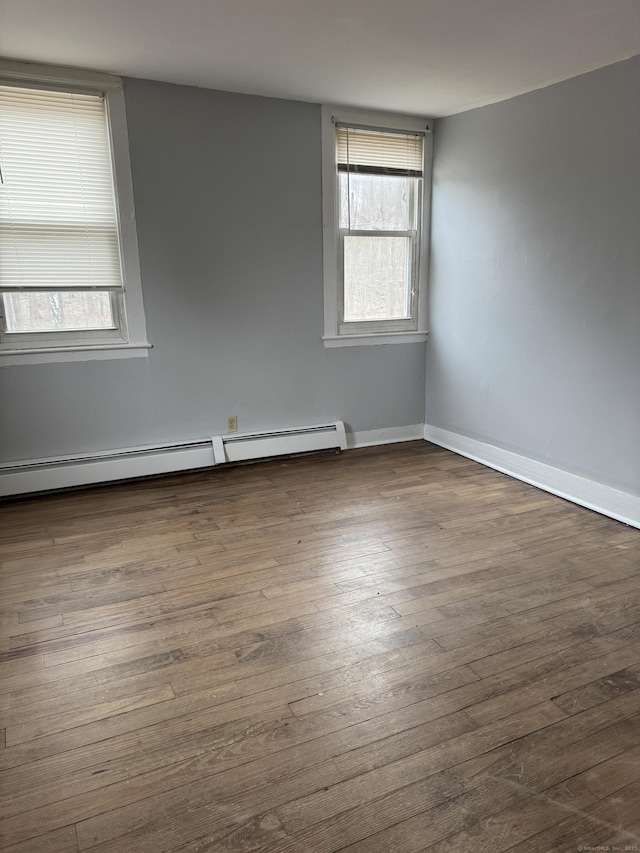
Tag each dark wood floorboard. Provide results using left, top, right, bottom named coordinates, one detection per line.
left=1, top=441, right=639, bottom=852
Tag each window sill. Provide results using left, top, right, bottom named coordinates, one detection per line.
left=323, top=331, right=428, bottom=348
left=0, top=342, right=152, bottom=366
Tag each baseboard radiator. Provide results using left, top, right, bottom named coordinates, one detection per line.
left=212, top=421, right=347, bottom=464
left=0, top=421, right=347, bottom=498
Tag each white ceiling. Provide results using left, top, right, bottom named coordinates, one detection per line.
left=1, top=0, right=639, bottom=116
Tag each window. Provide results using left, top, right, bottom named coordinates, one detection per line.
left=0, top=61, right=149, bottom=364
left=322, top=107, right=432, bottom=347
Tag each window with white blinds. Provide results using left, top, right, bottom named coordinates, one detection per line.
left=0, top=85, right=123, bottom=294
left=327, top=115, right=428, bottom=339
left=322, top=107, right=432, bottom=345
left=336, top=125, right=424, bottom=177
left=0, top=63, right=148, bottom=362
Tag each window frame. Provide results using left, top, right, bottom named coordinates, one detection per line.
left=0, top=60, right=150, bottom=366
left=321, top=106, right=433, bottom=348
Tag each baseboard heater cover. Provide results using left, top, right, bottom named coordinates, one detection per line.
left=0, top=421, right=347, bottom=497
left=212, top=421, right=347, bottom=464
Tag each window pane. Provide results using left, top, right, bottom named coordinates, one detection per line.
left=0, top=86, right=123, bottom=291
left=3, top=291, right=115, bottom=332
left=340, top=174, right=412, bottom=231
left=343, top=236, right=411, bottom=321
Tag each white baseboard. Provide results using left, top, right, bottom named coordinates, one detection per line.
left=9, top=421, right=633, bottom=525
left=348, top=424, right=425, bottom=449
left=424, top=424, right=640, bottom=529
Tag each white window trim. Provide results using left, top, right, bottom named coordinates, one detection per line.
left=321, top=105, right=433, bottom=348
left=0, top=59, right=150, bottom=366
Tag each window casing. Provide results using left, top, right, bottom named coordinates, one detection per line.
left=0, top=60, right=149, bottom=365
left=322, top=107, right=433, bottom=347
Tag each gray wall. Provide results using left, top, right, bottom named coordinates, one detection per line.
left=427, top=55, right=640, bottom=496
left=0, top=80, right=426, bottom=462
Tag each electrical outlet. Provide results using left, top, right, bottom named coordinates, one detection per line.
left=226, top=415, right=238, bottom=434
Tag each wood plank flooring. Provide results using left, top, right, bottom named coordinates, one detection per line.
left=1, top=441, right=639, bottom=852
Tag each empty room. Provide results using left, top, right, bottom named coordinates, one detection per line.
left=1, top=1, right=639, bottom=851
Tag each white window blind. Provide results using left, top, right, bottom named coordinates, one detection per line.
left=0, top=84, right=123, bottom=292
left=336, top=125, right=424, bottom=176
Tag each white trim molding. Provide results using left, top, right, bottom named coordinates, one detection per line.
left=3, top=421, right=636, bottom=529
left=0, top=344, right=151, bottom=366
left=424, top=424, right=640, bottom=529
left=348, top=424, right=425, bottom=449
left=323, top=332, right=427, bottom=348
left=0, top=59, right=122, bottom=90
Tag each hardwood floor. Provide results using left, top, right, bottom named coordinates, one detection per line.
left=1, top=441, right=639, bottom=853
